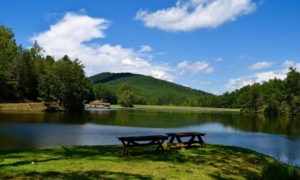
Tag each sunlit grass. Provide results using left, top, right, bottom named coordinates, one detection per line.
left=0, top=144, right=279, bottom=180
left=134, top=105, right=240, bottom=112
left=0, top=103, right=46, bottom=111
left=86, top=104, right=241, bottom=112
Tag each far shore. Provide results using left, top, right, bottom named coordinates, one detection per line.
left=0, top=103, right=240, bottom=112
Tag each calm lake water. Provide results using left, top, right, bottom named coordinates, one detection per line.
left=0, top=108, right=300, bottom=166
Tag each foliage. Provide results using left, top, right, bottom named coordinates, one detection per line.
left=90, top=72, right=212, bottom=106
left=198, top=67, right=300, bottom=114
left=117, top=83, right=134, bottom=107
left=0, top=24, right=93, bottom=111
left=38, top=55, right=93, bottom=111
left=262, top=149, right=300, bottom=180
left=93, top=83, right=117, bottom=104
left=0, top=24, right=18, bottom=101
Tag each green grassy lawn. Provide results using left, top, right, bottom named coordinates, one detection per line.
left=133, top=105, right=241, bottom=112
left=0, top=144, right=278, bottom=180
left=86, top=104, right=241, bottom=112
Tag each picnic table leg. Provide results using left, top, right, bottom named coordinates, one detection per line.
left=155, top=140, right=166, bottom=152
left=188, top=135, right=196, bottom=148
left=121, top=140, right=131, bottom=156
left=167, top=136, right=175, bottom=150
left=175, top=137, right=185, bottom=151
left=197, top=135, right=205, bottom=147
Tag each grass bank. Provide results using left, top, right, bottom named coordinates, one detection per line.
left=0, top=103, right=46, bottom=111
left=1, top=103, right=240, bottom=112
left=1, top=144, right=297, bottom=180
left=87, top=104, right=241, bottom=112
left=133, top=105, right=240, bottom=112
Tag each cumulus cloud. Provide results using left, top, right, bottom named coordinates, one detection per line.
left=200, top=81, right=211, bottom=85
left=135, top=0, right=257, bottom=32
left=225, top=69, right=288, bottom=90
left=30, top=12, right=173, bottom=81
left=239, top=55, right=252, bottom=59
left=283, top=60, right=294, bottom=68
left=215, top=57, right=223, bottom=62
left=247, top=61, right=273, bottom=70
left=139, top=45, right=153, bottom=52
left=177, top=60, right=214, bottom=75
left=226, top=61, right=300, bottom=90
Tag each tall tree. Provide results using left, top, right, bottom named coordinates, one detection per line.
left=38, top=55, right=92, bottom=111
left=0, top=24, right=18, bottom=101
left=118, top=83, right=134, bottom=107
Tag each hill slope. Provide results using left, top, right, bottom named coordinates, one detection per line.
left=89, top=72, right=212, bottom=105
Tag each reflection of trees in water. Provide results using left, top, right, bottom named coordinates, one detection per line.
left=87, top=110, right=300, bottom=136
left=1, top=110, right=300, bottom=135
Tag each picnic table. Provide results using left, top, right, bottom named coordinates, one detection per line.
left=117, top=135, right=168, bottom=156
left=165, top=132, right=206, bottom=151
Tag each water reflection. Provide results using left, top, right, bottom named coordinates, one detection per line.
left=0, top=109, right=300, bottom=165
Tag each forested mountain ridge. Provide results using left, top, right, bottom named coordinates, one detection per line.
left=89, top=72, right=212, bottom=105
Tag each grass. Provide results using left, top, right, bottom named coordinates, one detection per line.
left=0, top=103, right=46, bottom=111
left=133, top=105, right=240, bottom=112
left=1, top=103, right=240, bottom=112
left=0, top=143, right=285, bottom=180
left=86, top=104, right=241, bottom=112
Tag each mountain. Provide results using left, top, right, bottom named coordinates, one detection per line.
left=89, top=72, right=212, bottom=105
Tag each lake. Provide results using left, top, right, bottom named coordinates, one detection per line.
left=0, top=108, right=299, bottom=166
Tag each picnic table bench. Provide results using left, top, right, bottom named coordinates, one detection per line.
left=117, top=135, right=168, bottom=156
left=166, top=132, right=206, bottom=151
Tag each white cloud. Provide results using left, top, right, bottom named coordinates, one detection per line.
left=135, top=0, right=257, bottom=32
left=30, top=12, right=174, bottom=81
left=200, top=81, right=211, bottom=85
left=247, top=61, right=273, bottom=70
left=177, top=60, right=214, bottom=75
left=225, top=69, right=288, bottom=90
left=239, top=55, right=252, bottom=59
left=215, top=57, right=223, bottom=62
left=283, top=60, right=294, bottom=68
left=210, top=91, right=220, bottom=95
left=139, top=45, right=153, bottom=52
left=226, top=61, right=300, bottom=91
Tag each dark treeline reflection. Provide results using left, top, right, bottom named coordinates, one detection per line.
left=1, top=109, right=300, bottom=136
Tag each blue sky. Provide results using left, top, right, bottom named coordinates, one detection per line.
left=1, top=0, right=299, bottom=94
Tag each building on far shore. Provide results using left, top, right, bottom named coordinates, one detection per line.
left=89, top=100, right=110, bottom=108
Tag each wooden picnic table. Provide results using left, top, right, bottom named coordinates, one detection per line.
left=117, top=135, right=168, bottom=156
left=165, top=132, right=206, bottom=151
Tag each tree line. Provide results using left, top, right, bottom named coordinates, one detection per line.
left=0, top=24, right=141, bottom=110
left=0, top=24, right=95, bottom=110
left=198, top=67, right=300, bottom=114
left=1, top=24, right=300, bottom=113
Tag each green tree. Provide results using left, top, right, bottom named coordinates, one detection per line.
left=118, top=84, right=134, bottom=107
left=94, top=84, right=116, bottom=103
left=38, top=55, right=92, bottom=111
left=0, top=24, right=18, bottom=101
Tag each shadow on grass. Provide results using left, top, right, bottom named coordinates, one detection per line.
left=1, top=170, right=152, bottom=180
left=0, top=144, right=273, bottom=179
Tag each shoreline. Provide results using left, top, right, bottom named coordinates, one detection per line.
left=0, top=103, right=241, bottom=112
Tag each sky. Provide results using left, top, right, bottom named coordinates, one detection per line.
left=1, top=0, right=299, bottom=95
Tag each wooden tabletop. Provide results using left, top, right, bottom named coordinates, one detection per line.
left=165, top=132, right=206, bottom=137
left=117, top=135, right=168, bottom=141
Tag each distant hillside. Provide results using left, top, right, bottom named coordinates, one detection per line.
left=89, top=72, right=212, bottom=105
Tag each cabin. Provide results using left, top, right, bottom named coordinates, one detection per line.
left=89, top=100, right=110, bottom=108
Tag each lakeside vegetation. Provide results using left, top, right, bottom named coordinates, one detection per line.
left=1, top=144, right=299, bottom=180
left=91, top=69, right=300, bottom=115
